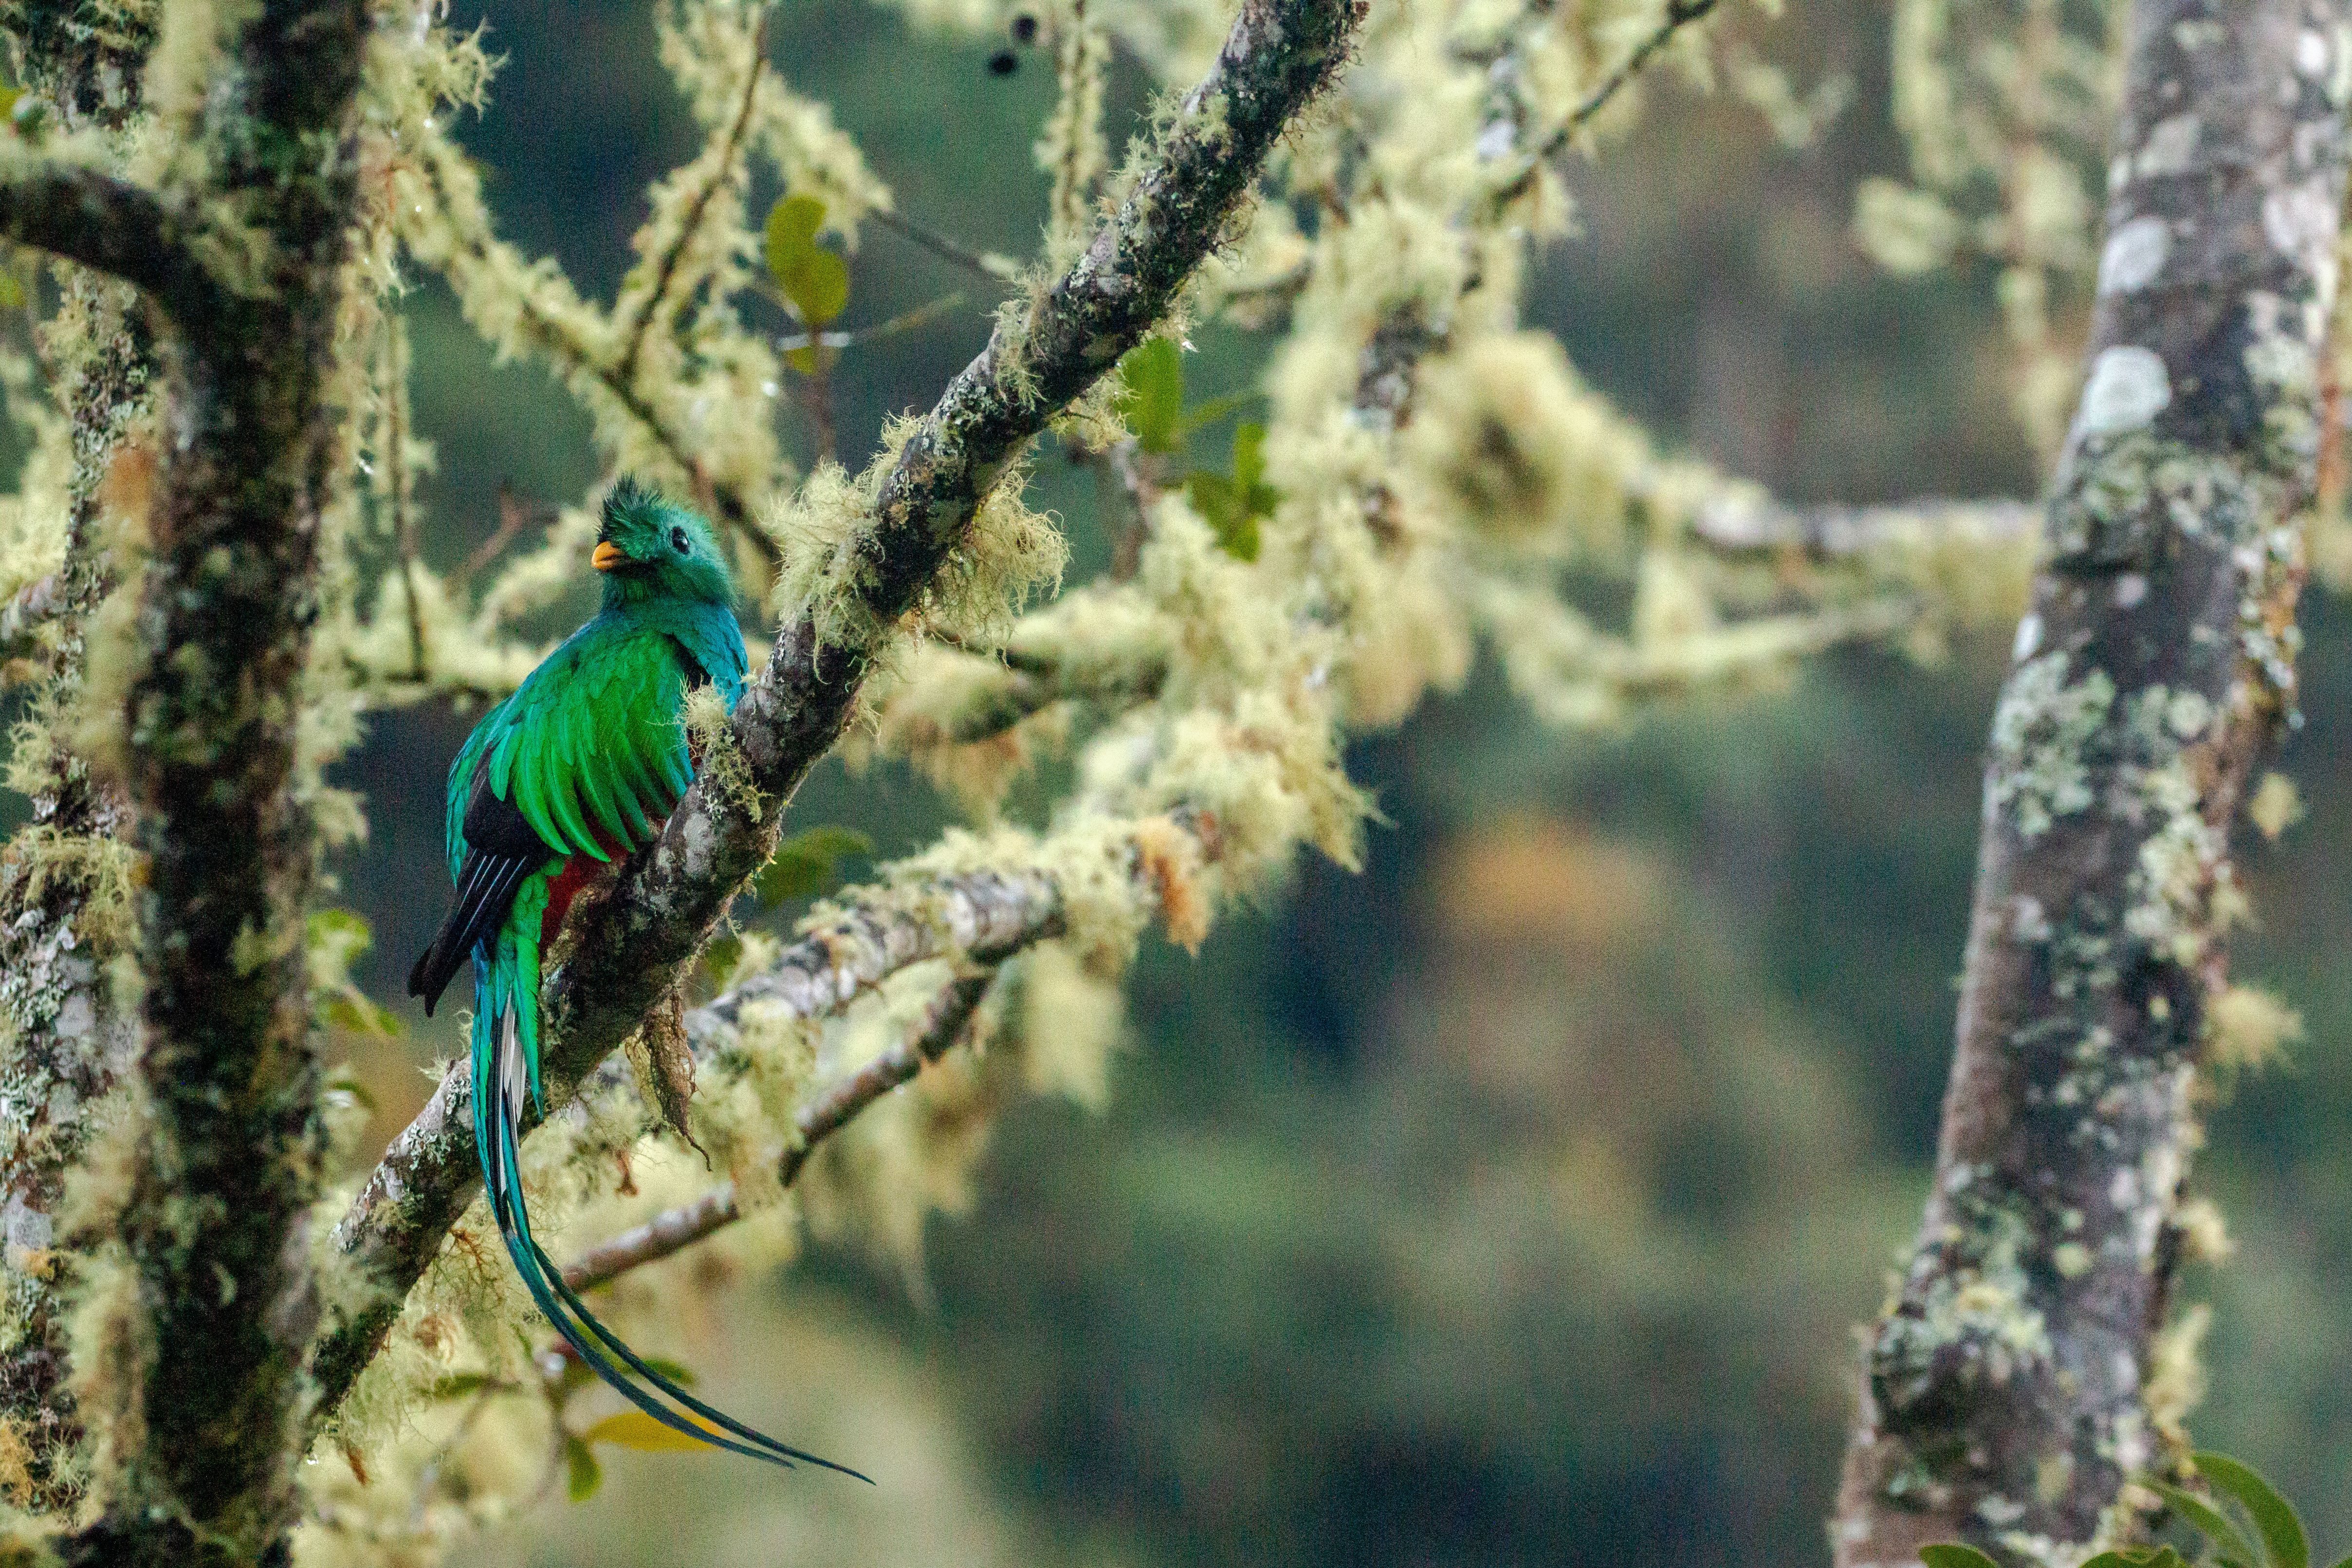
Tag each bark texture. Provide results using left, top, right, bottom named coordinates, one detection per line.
left=0, top=1, right=378, bottom=1561
left=312, top=0, right=1363, bottom=1425
left=1833, top=1, right=2352, bottom=1561
left=0, top=10, right=160, bottom=1515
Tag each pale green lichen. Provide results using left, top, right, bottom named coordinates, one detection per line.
left=1989, top=651, right=2115, bottom=838
left=1872, top=1198, right=2054, bottom=1414
left=2205, top=983, right=2303, bottom=1075
left=681, top=683, right=762, bottom=822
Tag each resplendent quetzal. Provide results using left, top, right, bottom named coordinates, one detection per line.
left=408, top=478, right=862, bottom=1479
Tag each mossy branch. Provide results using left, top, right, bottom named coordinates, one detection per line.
left=561, top=961, right=1005, bottom=1291
left=0, top=158, right=217, bottom=325
left=1690, top=494, right=2040, bottom=557
left=311, top=0, right=1362, bottom=1424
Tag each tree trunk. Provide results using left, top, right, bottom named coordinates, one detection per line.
left=0, top=8, right=159, bottom=1514
left=1834, top=0, right=2352, bottom=1560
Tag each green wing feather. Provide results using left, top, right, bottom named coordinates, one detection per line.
left=484, top=627, right=694, bottom=861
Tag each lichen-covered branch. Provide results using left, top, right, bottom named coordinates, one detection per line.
left=1690, top=493, right=2040, bottom=558
left=562, top=964, right=1000, bottom=1291
left=312, top=0, right=1360, bottom=1420
left=317, top=858, right=1066, bottom=1402
left=1487, top=0, right=1722, bottom=208
left=1832, top=1, right=2352, bottom=1561
left=0, top=160, right=213, bottom=325
left=686, top=868, right=1061, bottom=1049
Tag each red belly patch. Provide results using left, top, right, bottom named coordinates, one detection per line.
left=539, top=823, right=633, bottom=948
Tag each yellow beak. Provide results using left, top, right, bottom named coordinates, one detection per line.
left=592, top=541, right=625, bottom=572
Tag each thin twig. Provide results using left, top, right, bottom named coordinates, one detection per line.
left=1047, top=0, right=1107, bottom=246
left=456, top=482, right=555, bottom=588
left=404, top=138, right=778, bottom=570
left=864, top=205, right=1023, bottom=281
left=384, top=315, right=427, bottom=680
left=562, top=967, right=998, bottom=1290
left=772, top=290, right=967, bottom=353
left=1096, top=439, right=1156, bottom=580
left=792, top=335, right=837, bottom=463
left=610, top=9, right=771, bottom=391
left=1490, top=0, right=1720, bottom=207
left=1689, top=493, right=2039, bottom=557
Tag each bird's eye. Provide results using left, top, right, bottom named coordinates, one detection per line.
left=670, top=526, right=690, bottom=553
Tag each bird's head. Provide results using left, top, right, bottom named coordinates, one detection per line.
left=593, top=477, right=735, bottom=607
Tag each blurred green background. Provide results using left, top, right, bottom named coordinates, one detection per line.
left=321, top=0, right=2352, bottom=1561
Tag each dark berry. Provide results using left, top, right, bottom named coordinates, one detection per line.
left=987, top=47, right=1019, bottom=74
left=1010, top=12, right=1039, bottom=43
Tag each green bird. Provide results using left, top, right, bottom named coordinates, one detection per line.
left=409, top=478, right=862, bottom=1479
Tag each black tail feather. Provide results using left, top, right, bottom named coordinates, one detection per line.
left=409, top=853, right=536, bottom=1014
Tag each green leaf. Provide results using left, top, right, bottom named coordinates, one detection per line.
left=1182, top=424, right=1275, bottom=563
left=765, top=195, right=850, bottom=328
left=703, top=935, right=743, bottom=989
left=584, top=1411, right=717, bottom=1452
left=0, top=271, right=25, bottom=311
left=1174, top=387, right=1263, bottom=438
left=784, top=250, right=850, bottom=328
left=753, top=824, right=872, bottom=907
left=763, top=194, right=826, bottom=277
left=2196, top=1452, right=2309, bottom=1568
left=1184, top=471, right=1234, bottom=522
left=1185, top=471, right=1259, bottom=561
left=565, top=1434, right=603, bottom=1500
left=1921, top=1547, right=2003, bottom=1568
left=1115, top=337, right=1184, bottom=455
left=324, top=995, right=403, bottom=1038
left=638, top=1356, right=697, bottom=1386
left=2147, top=1480, right=2261, bottom=1566
left=426, top=1372, right=493, bottom=1401
left=1216, top=505, right=1259, bottom=562
left=0, top=86, right=20, bottom=125
left=1232, top=421, right=1267, bottom=492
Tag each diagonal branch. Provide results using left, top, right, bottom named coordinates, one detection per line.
left=316, top=0, right=1356, bottom=1424
left=0, top=159, right=217, bottom=324
left=1487, top=0, right=1721, bottom=209
left=321, top=861, right=1064, bottom=1414
left=561, top=963, right=1002, bottom=1291
left=396, top=128, right=779, bottom=566
left=609, top=8, right=770, bottom=391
